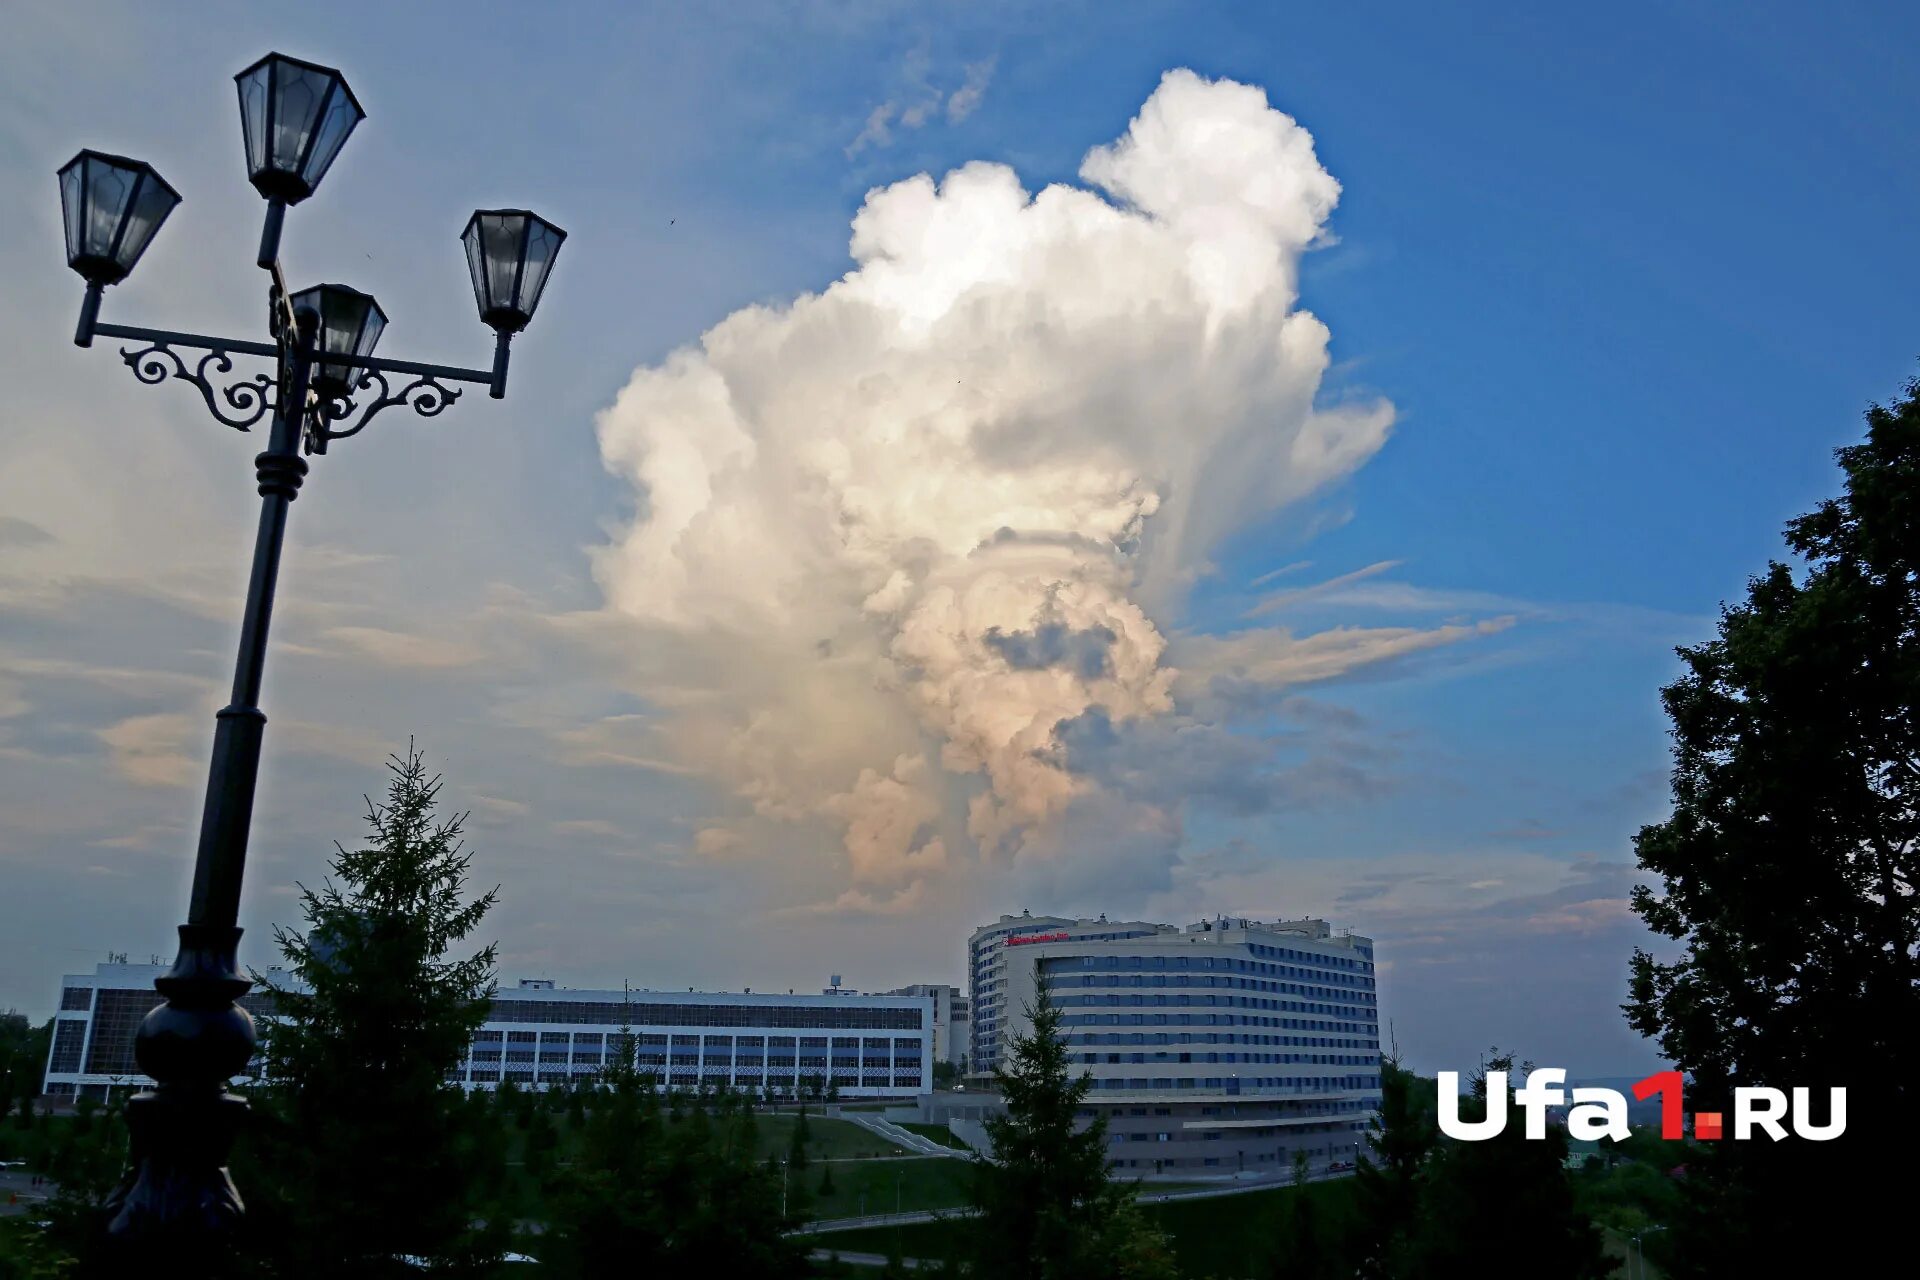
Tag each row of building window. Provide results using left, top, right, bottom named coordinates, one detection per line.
left=1048, top=972, right=1373, bottom=999
left=485, top=1000, right=923, bottom=1029
left=1051, top=993, right=1374, bottom=1019
left=1078, top=1052, right=1378, bottom=1067
left=1061, top=1012, right=1372, bottom=1033
left=1068, top=1031, right=1373, bottom=1048
left=466, top=1067, right=922, bottom=1089
left=1085, top=1075, right=1375, bottom=1092
left=1043, top=952, right=1372, bottom=981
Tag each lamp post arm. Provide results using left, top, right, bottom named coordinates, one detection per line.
left=89, top=322, right=499, bottom=387
left=93, top=322, right=281, bottom=361
left=331, top=348, right=497, bottom=387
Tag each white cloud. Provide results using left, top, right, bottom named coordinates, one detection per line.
left=96, top=713, right=198, bottom=788
left=592, top=69, right=1457, bottom=905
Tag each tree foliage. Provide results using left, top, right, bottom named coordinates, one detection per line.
left=970, top=969, right=1177, bottom=1280
left=0, top=1013, right=50, bottom=1127
left=1406, top=1053, right=1609, bottom=1279
left=1348, top=1053, right=1434, bottom=1277
left=546, top=1036, right=806, bottom=1278
left=1627, top=380, right=1920, bottom=1274
left=242, top=744, right=503, bottom=1275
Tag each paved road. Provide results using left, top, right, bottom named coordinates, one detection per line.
left=810, top=1249, right=928, bottom=1270
left=0, top=1170, right=54, bottom=1218
left=804, top=1166, right=1353, bottom=1235
left=840, top=1111, right=968, bottom=1159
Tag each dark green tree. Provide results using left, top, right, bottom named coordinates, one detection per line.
left=970, top=969, right=1177, bottom=1280
left=1406, top=1052, right=1608, bottom=1280
left=1349, top=1052, right=1436, bottom=1277
left=242, top=745, right=502, bottom=1275
left=789, top=1103, right=812, bottom=1171
left=1264, top=1149, right=1341, bottom=1280
left=0, top=1012, right=51, bottom=1127
left=547, top=1028, right=805, bottom=1277
left=1626, top=381, right=1920, bottom=1275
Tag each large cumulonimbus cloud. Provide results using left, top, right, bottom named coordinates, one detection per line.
left=593, top=69, right=1400, bottom=905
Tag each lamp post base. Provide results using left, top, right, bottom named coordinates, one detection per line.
left=103, top=924, right=256, bottom=1246
left=104, top=1087, right=248, bottom=1242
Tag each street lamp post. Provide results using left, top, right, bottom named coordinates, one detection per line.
left=1630, top=1224, right=1666, bottom=1280
left=59, top=52, right=563, bottom=1248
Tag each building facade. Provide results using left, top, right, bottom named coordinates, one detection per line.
left=43, top=966, right=933, bottom=1101
left=884, top=983, right=970, bottom=1067
left=967, top=913, right=1382, bottom=1174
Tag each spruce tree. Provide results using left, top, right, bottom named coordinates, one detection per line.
left=789, top=1103, right=811, bottom=1171
left=550, top=1016, right=805, bottom=1276
left=1350, top=1052, right=1435, bottom=1277
left=245, top=744, right=501, bottom=1273
left=971, top=967, right=1176, bottom=1280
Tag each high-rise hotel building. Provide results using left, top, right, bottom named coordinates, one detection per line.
left=968, top=913, right=1382, bottom=1173
left=42, top=965, right=933, bottom=1100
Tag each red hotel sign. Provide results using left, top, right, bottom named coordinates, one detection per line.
left=1005, top=931, right=1069, bottom=947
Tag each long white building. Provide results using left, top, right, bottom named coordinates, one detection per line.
left=967, top=912, right=1382, bottom=1174
left=42, top=965, right=933, bottom=1101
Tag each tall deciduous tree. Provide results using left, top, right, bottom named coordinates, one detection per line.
left=1628, top=381, right=1920, bottom=1275
left=245, top=745, right=502, bottom=1274
left=971, top=969, right=1177, bottom=1280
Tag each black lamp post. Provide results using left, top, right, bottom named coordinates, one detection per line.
left=59, top=52, right=563, bottom=1248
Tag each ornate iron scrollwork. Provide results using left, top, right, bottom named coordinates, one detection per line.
left=119, top=342, right=278, bottom=432
left=307, top=367, right=461, bottom=454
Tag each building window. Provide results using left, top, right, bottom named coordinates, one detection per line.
left=83, top=988, right=160, bottom=1077
left=48, top=1020, right=87, bottom=1074
left=59, top=987, right=93, bottom=1012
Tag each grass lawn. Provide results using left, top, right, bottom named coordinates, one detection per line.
left=754, top=1113, right=911, bottom=1162
left=898, top=1121, right=971, bottom=1150
left=811, top=1178, right=1358, bottom=1277
left=805, top=1156, right=974, bottom=1220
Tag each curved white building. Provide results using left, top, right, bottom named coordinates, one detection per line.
left=967, top=913, right=1382, bottom=1174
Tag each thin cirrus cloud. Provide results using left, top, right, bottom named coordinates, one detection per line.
left=847, top=50, right=997, bottom=156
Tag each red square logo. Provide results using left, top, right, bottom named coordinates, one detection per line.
left=1695, top=1112, right=1723, bottom=1140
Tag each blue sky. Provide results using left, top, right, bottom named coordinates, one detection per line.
left=2, top=1, right=1915, bottom=1077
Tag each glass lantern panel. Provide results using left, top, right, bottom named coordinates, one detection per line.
left=518, top=220, right=563, bottom=316
left=301, top=82, right=360, bottom=188
left=269, top=62, right=330, bottom=171
left=81, top=157, right=135, bottom=259
left=353, top=305, right=388, bottom=361
left=59, top=162, right=84, bottom=264
left=481, top=215, right=522, bottom=314
left=463, top=226, right=488, bottom=316
left=114, top=172, right=179, bottom=272
left=237, top=63, right=272, bottom=175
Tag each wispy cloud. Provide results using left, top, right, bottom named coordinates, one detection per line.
left=1245, top=559, right=1401, bottom=617
left=316, top=626, right=485, bottom=670
left=847, top=49, right=997, bottom=156
left=95, top=713, right=197, bottom=788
